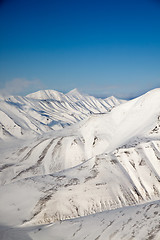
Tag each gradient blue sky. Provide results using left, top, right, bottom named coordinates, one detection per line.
left=0, top=0, right=160, bottom=98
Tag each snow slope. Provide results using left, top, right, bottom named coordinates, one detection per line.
left=0, top=200, right=160, bottom=240
left=30, top=200, right=160, bottom=240
left=0, top=88, right=160, bottom=239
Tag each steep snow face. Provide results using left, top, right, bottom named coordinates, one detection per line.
left=0, top=89, right=121, bottom=141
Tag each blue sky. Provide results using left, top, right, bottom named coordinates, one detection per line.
left=0, top=0, right=160, bottom=98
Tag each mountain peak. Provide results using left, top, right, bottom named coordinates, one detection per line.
left=66, top=88, right=84, bottom=100
left=26, top=89, right=64, bottom=101
left=66, top=88, right=81, bottom=96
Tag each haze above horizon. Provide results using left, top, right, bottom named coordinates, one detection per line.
left=0, top=0, right=160, bottom=99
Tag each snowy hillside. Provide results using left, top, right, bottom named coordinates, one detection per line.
left=29, top=200, right=160, bottom=240
left=1, top=200, right=160, bottom=240
left=0, top=88, right=160, bottom=239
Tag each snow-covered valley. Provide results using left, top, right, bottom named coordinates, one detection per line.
left=0, top=88, right=160, bottom=239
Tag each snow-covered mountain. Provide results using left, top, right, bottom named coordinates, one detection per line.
left=0, top=89, right=121, bottom=140
left=0, top=88, right=160, bottom=239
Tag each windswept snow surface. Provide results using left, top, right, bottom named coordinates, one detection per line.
left=0, top=200, right=160, bottom=240
left=29, top=200, right=160, bottom=240
left=0, top=88, right=160, bottom=239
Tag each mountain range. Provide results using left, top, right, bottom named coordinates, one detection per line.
left=0, top=88, right=160, bottom=240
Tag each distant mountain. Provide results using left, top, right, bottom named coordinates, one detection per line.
left=26, top=89, right=65, bottom=101
left=66, top=88, right=84, bottom=100
left=0, top=89, right=122, bottom=141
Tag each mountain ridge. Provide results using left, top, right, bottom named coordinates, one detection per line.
left=0, top=89, right=122, bottom=141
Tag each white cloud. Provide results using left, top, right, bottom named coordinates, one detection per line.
left=0, top=78, right=44, bottom=97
